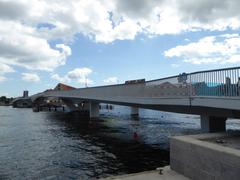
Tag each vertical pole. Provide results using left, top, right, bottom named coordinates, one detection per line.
left=213, top=71, right=215, bottom=96
left=224, top=70, right=226, bottom=96
left=217, top=71, right=220, bottom=96
left=207, top=72, right=209, bottom=96
left=237, top=69, right=240, bottom=96
left=189, top=74, right=192, bottom=96
left=214, top=71, right=216, bottom=96
left=235, top=69, right=237, bottom=96
left=231, top=69, right=233, bottom=96
left=204, top=72, right=207, bottom=96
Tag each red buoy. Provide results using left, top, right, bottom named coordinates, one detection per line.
left=133, top=132, right=138, bottom=140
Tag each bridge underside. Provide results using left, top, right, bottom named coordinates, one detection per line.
left=33, top=95, right=240, bottom=115
left=32, top=94, right=240, bottom=133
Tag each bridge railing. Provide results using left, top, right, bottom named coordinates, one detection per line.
left=145, top=67, right=240, bottom=97
left=145, top=75, right=190, bottom=97
left=38, top=67, right=240, bottom=100
left=189, top=67, right=240, bottom=97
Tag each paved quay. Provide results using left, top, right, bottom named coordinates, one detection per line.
left=101, top=166, right=190, bottom=180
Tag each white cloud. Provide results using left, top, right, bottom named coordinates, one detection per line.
left=0, top=76, right=6, bottom=82
left=0, top=64, right=15, bottom=75
left=51, top=67, right=93, bottom=85
left=0, top=63, right=15, bottom=82
left=0, top=20, right=71, bottom=71
left=0, top=1, right=28, bottom=20
left=111, top=0, right=240, bottom=36
left=1, top=0, right=240, bottom=43
left=51, top=74, right=67, bottom=83
left=67, top=68, right=93, bottom=84
left=22, top=73, right=40, bottom=82
left=164, top=34, right=240, bottom=65
left=103, top=77, right=118, bottom=84
left=1, top=0, right=240, bottom=73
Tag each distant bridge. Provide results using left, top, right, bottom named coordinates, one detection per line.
left=31, top=66, right=240, bottom=133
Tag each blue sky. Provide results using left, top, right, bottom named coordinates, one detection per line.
left=0, top=0, right=240, bottom=97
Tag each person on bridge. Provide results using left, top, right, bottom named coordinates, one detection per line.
left=225, top=77, right=232, bottom=96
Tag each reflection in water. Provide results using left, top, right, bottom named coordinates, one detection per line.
left=44, top=112, right=171, bottom=177
left=0, top=106, right=239, bottom=179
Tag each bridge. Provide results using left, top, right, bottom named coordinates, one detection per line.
left=31, top=66, right=240, bottom=133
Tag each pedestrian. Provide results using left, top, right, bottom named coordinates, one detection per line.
left=225, top=77, right=231, bottom=96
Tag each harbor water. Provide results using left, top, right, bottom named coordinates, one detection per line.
left=0, top=106, right=239, bottom=179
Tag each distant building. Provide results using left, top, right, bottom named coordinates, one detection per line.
left=12, top=90, right=32, bottom=108
left=23, top=91, right=29, bottom=98
left=54, top=83, right=76, bottom=91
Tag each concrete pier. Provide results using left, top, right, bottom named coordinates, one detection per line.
left=131, top=107, right=139, bottom=116
left=200, top=115, right=227, bottom=132
left=170, top=133, right=240, bottom=180
left=90, top=102, right=99, bottom=118
left=62, top=99, right=79, bottom=111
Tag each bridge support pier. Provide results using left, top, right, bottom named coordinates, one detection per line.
left=200, top=115, right=227, bottom=133
left=90, top=102, right=99, bottom=118
left=62, top=99, right=99, bottom=118
left=131, top=107, right=139, bottom=116
left=62, top=99, right=79, bottom=111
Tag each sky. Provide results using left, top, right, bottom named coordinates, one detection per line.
left=1, top=0, right=240, bottom=97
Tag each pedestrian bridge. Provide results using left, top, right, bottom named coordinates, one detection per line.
left=31, top=66, right=240, bottom=132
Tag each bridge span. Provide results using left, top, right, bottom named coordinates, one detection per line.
left=31, top=66, right=240, bottom=133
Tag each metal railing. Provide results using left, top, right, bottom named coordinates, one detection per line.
left=145, top=66, right=240, bottom=97
left=189, top=67, right=240, bottom=97
left=39, top=67, right=240, bottom=100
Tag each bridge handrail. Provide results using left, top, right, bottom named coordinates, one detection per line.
left=82, top=66, right=240, bottom=89
left=41, top=66, right=240, bottom=91
left=189, top=66, right=240, bottom=75
left=134, top=66, right=240, bottom=97
left=146, top=66, right=240, bottom=83
left=33, top=66, right=240, bottom=100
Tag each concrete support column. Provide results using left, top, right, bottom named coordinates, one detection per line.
left=62, top=99, right=78, bottom=111
left=131, top=107, right=139, bottom=116
left=200, top=115, right=227, bottom=133
left=79, top=101, right=90, bottom=111
left=90, top=102, right=99, bottom=118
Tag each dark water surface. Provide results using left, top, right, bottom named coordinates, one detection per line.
left=0, top=106, right=239, bottom=179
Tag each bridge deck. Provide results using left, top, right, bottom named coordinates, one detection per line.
left=32, top=66, right=240, bottom=118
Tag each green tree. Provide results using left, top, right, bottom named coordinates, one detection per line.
left=0, top=96, right=7, bottom=102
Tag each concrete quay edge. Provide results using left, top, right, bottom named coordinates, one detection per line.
left=100, top=166, right=190, bottom=180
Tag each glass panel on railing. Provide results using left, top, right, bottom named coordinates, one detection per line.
left=145, top=73, right=190, bottom=97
